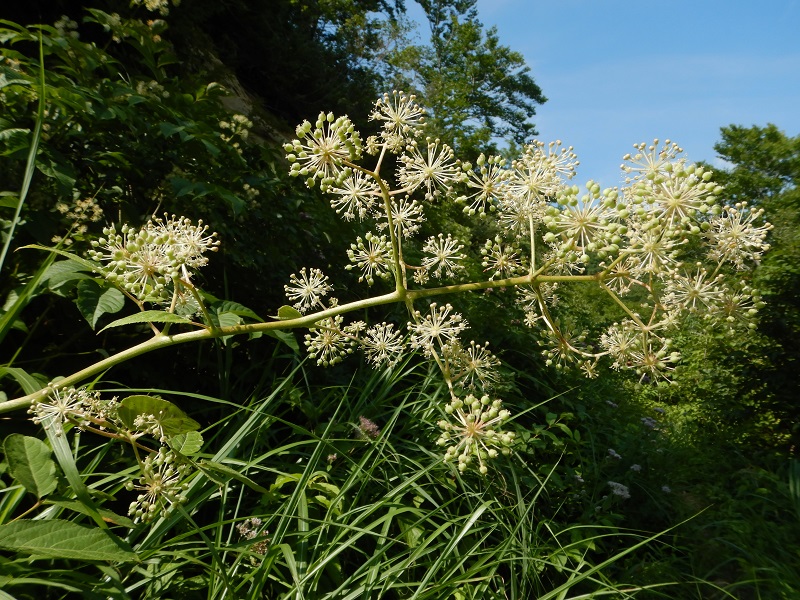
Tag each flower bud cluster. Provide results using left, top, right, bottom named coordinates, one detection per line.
left=368, top=90, right=425, bottom=152
left=457, top=153, right=508, bottom=217
left=437, top=394, right=514, bottom=474
left=126, top=447, right=190, bottom=523
left=345, top=232, right=393, bottom=285
left=398, top=138, right=463, bottom=201
left=279, top=94, right=773, bottom=472
left=88, top=215, right=218, bottom=303
left=304, top=315, right=359, bottom=366
left=284, top=112, right=362, bottom=190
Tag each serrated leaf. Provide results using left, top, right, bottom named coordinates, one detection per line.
left=117, top=395, right=200, bottom=435
left=265, top=329, right=299, bottom=352
left=277, top=305, right=303, bottom=321
left=212, top=300, right=262, bottom=321
left=3, top=434, right=57, bottom=499
left=0, top=520, right=138, bottom=561
left=167, top=431, right=204, bottom=455
left=216, top=311, right=242, bottom=328
left=98, top=310, right=195, bottom=333
left=197, top=460, right=271, bottom=494
left=42, top=259, right=93, bottom=293
left=45, top=499, right=136, bottom=528
left=76, top=279, right=126, bottom=329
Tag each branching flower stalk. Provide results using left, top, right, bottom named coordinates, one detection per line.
left=6, top=92, right=771, bottom=476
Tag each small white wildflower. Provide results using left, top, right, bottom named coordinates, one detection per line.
left=608, top=481, right=631, bottom=499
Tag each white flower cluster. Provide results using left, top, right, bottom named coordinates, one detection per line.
left=278, top=94, right=771, bottom=473
left=88, top=214, right=218, bottom=304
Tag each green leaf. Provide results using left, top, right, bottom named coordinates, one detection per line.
left=36, top=156, right=76, bottom=191
left=76, top=279, right=126, bottom=329
left=216, top=311, right=242, bottom=328
left=19, top=244, right=100, bottom=273
left=0, top=192, right=19, bottom=209
left=45, top=499, right=136, bottom=528
left=98, top=310, right=195, bottom=333
left=0, top=367, right=45, bottom=395
left=167, top=431, right=204, bottom=456
left=44, top=420, right=107, bottom=529
left=277, top=305, right=303, bottom=321
left=41, top=259, right=93, bottom=294
left=118, top=395, right=200, bottom=436
left=0, top=520, right=138, bottom=562
left=265, top=329, right=299, bottom=352
left=212, top=300, right=262, bottom=321
left=3, top=434, right=57, bottom=499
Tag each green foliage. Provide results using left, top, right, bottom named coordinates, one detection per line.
left=3, top=434, right=57, bottom=499
left=0, top=519, right=138, bottom=562
left=1, top=4, right=798, bottom=599
left=389, top=0, right=546, bottom=154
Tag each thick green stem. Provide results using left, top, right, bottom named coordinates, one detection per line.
left=1, top=268, right=609, bottom=414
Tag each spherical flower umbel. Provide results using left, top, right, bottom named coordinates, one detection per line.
left=29, top=386, right=92, bottom=429
left=621, top=139, right=684, bottom=185
left=328, top=170, right=380, bottom=221
left=284, top=112, right=362, bottom=189
left=345, top=232, right=393, bottom=285
left=445, top=340, right=501, bottom=391
left=398, top=137, right=462, bottom=201
left=705, top=202, right=773, bottom=269
left=421, top=233, right=466, bottom=280
left=481, top=236, right=523, bottom=280
left=362, top=322, right=405, bottom=368
left=304, top=315, right=357, bottom=366
left=458, top=153, right=509, bottom=216
left=88, top=216, right=218, bottom=302
left=147, top=214, right=220, bottom=271
left=408, top=303, right=468, bottom=356
left=284, top=267, right=334, bottom=314
left=436, top=394, right=515, bottom=474
left=126, top=447, right=190, bottom=523
left=369, top=90, right=425, bottom=147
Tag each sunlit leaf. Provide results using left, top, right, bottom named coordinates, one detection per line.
left=3, top=434, right=57, bottom=499
left=0, top=520, right=138, bottom=561
left=76, top=279, right=125, bottom=329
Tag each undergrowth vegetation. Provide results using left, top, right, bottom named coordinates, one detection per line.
left=0, top=5, right=798, bottom=599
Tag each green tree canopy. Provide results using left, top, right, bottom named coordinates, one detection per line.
left=388, top=0, right=546, bottom=154
left=713, top=123, right=800, bottom=204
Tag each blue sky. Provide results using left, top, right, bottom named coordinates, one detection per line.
left=408, top=0, right=800, bottom=189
